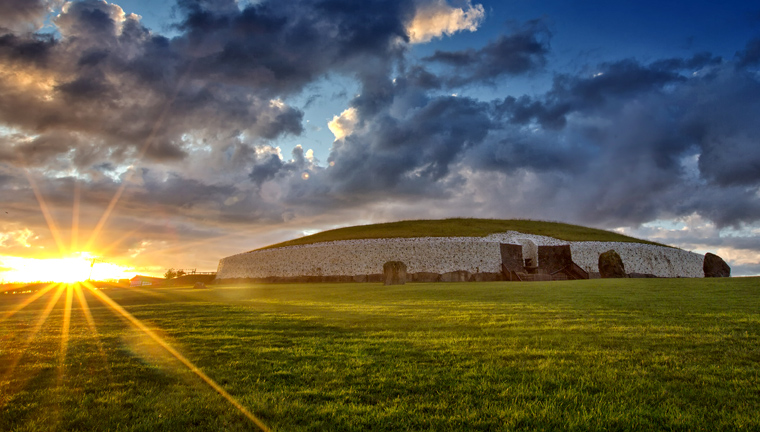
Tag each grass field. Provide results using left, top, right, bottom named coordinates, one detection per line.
left=257, top=218, right=667, bottom=250
left=1, top=278, right=758, bottom=431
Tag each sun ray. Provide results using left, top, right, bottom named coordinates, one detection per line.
left=135, top=230, right=247, bottom=259
left=82, top=282, right=271, bottom=432
left=84, top=63, right=195, bottom=253
left=73, top=284, right=98, bottom=337
left=73, top=284, right=110, bottom=369
left=0, top=283, right=60, bottom=323
left=98, top=223, right=148, bottom=256
left=23, top=169, right=67, bottom=256
left=71, top=180, right=81, bottom=253
left=126, top=285, right=173, bottom=301
left=56, top=284, right=74, bottom=385
left=1, top=284, right=66, bottom=391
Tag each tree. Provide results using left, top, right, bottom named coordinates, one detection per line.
left=164, top=268, right=177, bottom=279
left=176, top=269, right=186, bottom=277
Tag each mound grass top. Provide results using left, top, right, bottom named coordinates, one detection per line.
left=256, top=218, right=666, bottom=251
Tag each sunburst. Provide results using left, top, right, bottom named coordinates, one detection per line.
left=0, top=282, right=271, bottom=431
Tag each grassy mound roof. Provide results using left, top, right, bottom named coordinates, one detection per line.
left=257, top=218, right=667, bottom=250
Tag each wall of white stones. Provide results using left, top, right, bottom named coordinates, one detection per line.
left=216, top=232, right=705, bottom=279
left=217, top=238, right=503, bottom=278
left=569, top=242, right=703, bottom=278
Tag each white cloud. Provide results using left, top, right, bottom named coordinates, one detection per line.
left=0, top=228, right=35, bottom=248
left=407, top=0, right=485, bottom=44
left=128, top=240, right=150, bottom=258
left=328, top=107, right=359, bottom=141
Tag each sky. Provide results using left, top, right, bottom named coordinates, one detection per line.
left=1, top=0, right=760, bottom=281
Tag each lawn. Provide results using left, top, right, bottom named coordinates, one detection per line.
left=257, top=218, right=667, bottom=250
left=1, top=278, right=758, bottom=431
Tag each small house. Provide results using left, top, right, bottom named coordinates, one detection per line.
left=130, top=275, right=165, bottom=287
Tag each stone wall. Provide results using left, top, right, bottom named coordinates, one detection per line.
left=216, top=233, right=705, bottom=280
left=217, top=238, right=502, bottom=279
left=569, top=242, right=703, bottom=278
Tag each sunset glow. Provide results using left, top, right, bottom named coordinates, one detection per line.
left=0, top=0, right=759, bottom=287
left=0, top=253, right=133, bottom=284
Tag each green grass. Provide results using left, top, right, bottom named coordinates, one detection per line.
left=257, top=218, right=667, bottom=251
left=1, top=278, right=759, bottom=431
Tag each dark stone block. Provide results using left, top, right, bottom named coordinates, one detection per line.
left=440, top=270, right=470, bottom=282
left=322, top=275, right=354, bottom=283
left=469, top=272, right=504, bottom=282
left=537, top=245, right=574, bottom=275
left=599, top=250, right=627, bottom=278
left=410, top=272, right=441, bottom=282
left=367, top=274, right=384, bottom=283
left=383, top=261, right=407, bottom=285
left=629, top=273, right=659, bottom=278
left=500, top=243, right=525, bottom=273
left=703, top=253, right=730, bottom=277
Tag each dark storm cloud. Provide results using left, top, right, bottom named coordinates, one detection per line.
left=651, top=52, right=723, bottom=71
left=0, top=0, right=427, bottom=174
left=327, top=94, right=491, bottom=194
left=492, top=56, right=711, bottom=132
left=424, top=20, right=551, bottom=86
left=736, top=38, right=760, bottom=67
left=265, top=51, right=759, bottom=232
left=248, top=146, right=314, bottom=188
left=173, top=0, right=412, bottom=95
left=2, top=0, right=760, bottom=274
left=0, top=0, right=58, bottom=33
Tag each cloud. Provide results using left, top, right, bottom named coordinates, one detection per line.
left=328, top=107, right=359, bottom=141
left=736, top=37, right=760, bottom=67
left=424, top=20, right=551, bottom=85
left=0, top=228, right=35, bottom=248
left=1, top=0, right=760, bottom=276
left=0, top=0, right=62, bottom=34
left=407, top=0, right=485, bottom=43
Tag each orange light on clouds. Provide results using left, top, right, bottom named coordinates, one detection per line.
left=0, top=252, right=133, bottom=283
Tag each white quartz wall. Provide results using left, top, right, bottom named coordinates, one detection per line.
left=216, top=233, right=705, bottom=279
left=569, top=242, right=703, bottom=278
left=217, top=238, right=502, bottom=279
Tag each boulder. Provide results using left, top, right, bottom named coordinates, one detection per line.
left=598, top=250, right=626, bottom=278
left=440, top=271, right=470, bottom=282
left=703, top=253, right=730, bottom=278
left=193, top=282, right=207, bottom=289
left=383, top=261, right=407, bottom=285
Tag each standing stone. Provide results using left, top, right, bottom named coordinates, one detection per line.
left=383, top=261, right=407, bottom=285
left=703, top=253, right=730, bottom=278
left=598, top=250, right=626, bottom=278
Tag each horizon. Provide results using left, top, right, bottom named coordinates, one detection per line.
left=2, top=0, right=760, bottom=282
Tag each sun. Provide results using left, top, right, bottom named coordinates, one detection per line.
left=0, top=252, right=132, bottom=283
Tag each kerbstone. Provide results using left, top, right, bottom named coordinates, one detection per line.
left=383, top=261, right=407, bottom=285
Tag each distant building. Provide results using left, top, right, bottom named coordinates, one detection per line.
left=130, top=275, right=165, bottom=287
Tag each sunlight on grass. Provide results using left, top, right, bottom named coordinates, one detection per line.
left=82, top=281, right=272, bottom=432
left=0, top=278, right=758, bottom=431
left=0, top=282, right=272, bottom=432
